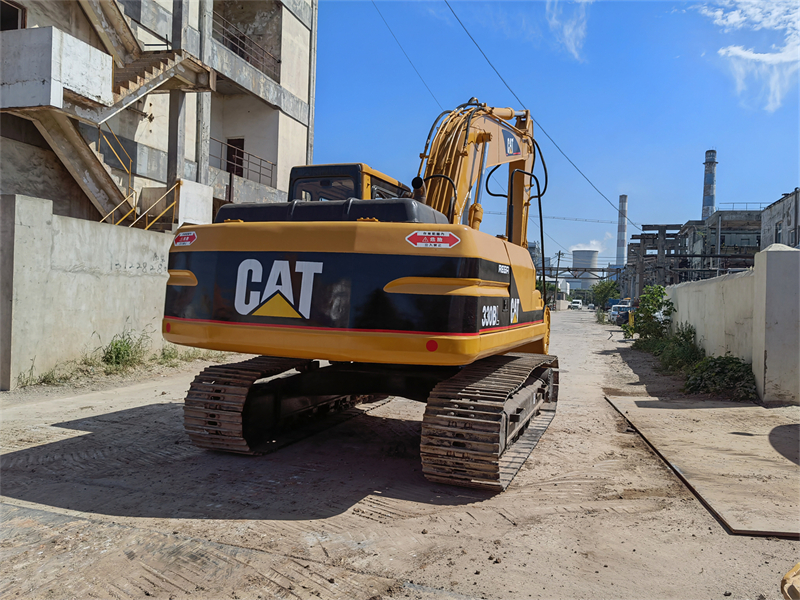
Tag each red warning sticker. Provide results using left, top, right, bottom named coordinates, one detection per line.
left=174, top=231, right=197, bottom=246
left=405, top=231, right=460, bottom=249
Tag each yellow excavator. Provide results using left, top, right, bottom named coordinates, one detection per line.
left=163, top=98, right=558, bottom=490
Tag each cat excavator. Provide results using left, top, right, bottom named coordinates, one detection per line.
left=163, top=98, right=558, bottom=490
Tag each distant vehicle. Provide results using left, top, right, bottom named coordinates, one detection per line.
left=619, top=298, right=632, bottom=307
left=609, top=304, right=624, bottom=322
left=615, top=306, right=634, bottom=326
left=569, top=300, right=583, bottom=310
left=587, top=303, right=595, bottom=310
left=605, top=298, right=620, bottom=310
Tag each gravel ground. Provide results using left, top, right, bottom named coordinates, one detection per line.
left=1, top=310, right=796, bottom=600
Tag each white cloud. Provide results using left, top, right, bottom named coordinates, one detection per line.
left=696, top=0, right=800, bottom=111
left=546, top=0, right=594, bottom=62
left=569, top=231, right=613, bottom=253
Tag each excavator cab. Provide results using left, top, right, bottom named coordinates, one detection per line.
left=288, top=163, right=410, bottom=202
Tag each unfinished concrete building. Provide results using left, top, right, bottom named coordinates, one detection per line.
left=678, top=210, right=761, bottom=280
left=620, top=212, right=762, bottom=297
left=0, top=0, right=318, bottom=226
left=761, top=188, right=799, bottom=249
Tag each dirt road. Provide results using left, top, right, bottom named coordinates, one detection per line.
left=2, top=310, right=797, bottom=599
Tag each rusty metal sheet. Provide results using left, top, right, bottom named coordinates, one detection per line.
left=606, top=395, right=800, bottom=538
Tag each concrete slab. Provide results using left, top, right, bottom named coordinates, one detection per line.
left=606, top=395, right=800, bottom=538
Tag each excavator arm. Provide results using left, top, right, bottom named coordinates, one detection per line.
left=415, top=98, right=544, bottom=248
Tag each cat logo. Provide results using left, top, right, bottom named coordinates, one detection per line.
left=234, top=259, right=323, bottom=319
left=510, top=298, right=520, bottom=324
left=502, top=130, right=521, bottom=156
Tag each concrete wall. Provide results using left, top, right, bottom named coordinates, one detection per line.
left=280, top=7, right=310, bottom=101
left=208, top=38, right=309, bottom=126
left=276, top=111, right=308, bottom=191
left=666, top=244, right=799, bottom=405
left=207, top=166, right=286, bottom=203
left=0, top=27, right=113, bottom=110
left=752, top=245, right=800, bottom=404
left=213, top=0, right=282, bottom=65
left=1, top=116, right=97, bottom=219
left=210, top=93, right=280, bottom=164
left=0, top=195, right=172, bottom=390
left=668, top=270, right=755, bottom=363
left=24, top=0, right=105, bottom=50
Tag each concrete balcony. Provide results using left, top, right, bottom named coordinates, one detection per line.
left=0, top=27, right=113, bottom=111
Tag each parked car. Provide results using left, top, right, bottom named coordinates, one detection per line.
left=569, top=300, right=583, bottom=310
left=615, top=306, right=634, bottom=326
left=587, top=304, right=595, bottom=310
left=609, top=304, right=623, bottom=322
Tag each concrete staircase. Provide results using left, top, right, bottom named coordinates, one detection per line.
left=113, top=52, right=180, bottom=103
left=30, top=111, right=129, bottom=220
left=77, top=0, right=141, bottom=67
left=63, top=50, right=214, bottom=125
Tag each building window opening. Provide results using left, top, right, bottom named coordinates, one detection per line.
left=775, top=221, right=783, bottom=244
left=1, top=0, right=25, bottom=30
left=225, top=138, right=244, bottom=178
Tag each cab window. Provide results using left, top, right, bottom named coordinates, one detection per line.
left=371, top=178, right=403, bottom=199
left=293, top=176, right=356, bottom=202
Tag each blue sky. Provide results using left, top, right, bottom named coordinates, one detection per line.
left=313, top=1, right=799, bottom=266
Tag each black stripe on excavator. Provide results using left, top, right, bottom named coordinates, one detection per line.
left=165, top=251, right=543, bottom=335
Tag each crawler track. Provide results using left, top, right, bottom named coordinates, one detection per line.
left=420, top=353, right=559, bottom=491
left=183, top=356, right=310, bottom=454
left=184, top=356, right=389, bottom=455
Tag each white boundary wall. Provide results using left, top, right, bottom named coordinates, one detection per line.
left=667, top=244, right=799, bottom=405
left=1, top=195, right=171, bottom=390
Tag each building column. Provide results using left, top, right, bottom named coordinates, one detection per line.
left=195, top=0, right=212, bottom=185
left=306, top=0, right=318, bottom=165
left=167, top=0, right=188, bottom=202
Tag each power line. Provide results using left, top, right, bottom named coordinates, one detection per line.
left=443, top=0, right=641, bottom=232
left=484, top=212, right=631, bottom=225
left=546, top=216, right=616, bottom=224
left=371, top=1, right=443, bottom=110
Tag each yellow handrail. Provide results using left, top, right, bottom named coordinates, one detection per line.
left=104, top=121, right=132, bottom=164
left=100, top=190, right=137, bottom=223
left=145, top=200, right=177, bottom=230
left=98, top=121, right=135, bottom=204
left=130, top=180, right=181, bottom=228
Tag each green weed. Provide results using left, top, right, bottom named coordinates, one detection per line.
left=685, top=355, right=758, bottom=402
left=101, top=330, right=149, bottom=372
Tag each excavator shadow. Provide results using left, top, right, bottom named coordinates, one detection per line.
left=0, top=400, right=491, bottom=521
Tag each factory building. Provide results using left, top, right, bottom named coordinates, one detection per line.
left=761, top=188, right=799, bottom=249
left=0, top=0, right=318, bottom=226
left=618, top=149, right=766, bottom=297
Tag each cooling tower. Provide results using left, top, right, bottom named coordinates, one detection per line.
left=572, top=249, right=599, bottom=289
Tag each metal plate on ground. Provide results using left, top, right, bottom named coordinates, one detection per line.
left=606, top=395, right=799, bottom=538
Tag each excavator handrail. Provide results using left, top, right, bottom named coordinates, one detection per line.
left=509, top=168, right=547, bottom=307
left=484, top=164, right=505, bottom=198
left=423, top=174, right=457, bottom=221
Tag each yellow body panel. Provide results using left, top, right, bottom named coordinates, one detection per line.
left=163, top=316, right=547, bottom=366
left=163, top=220, right=548, bottom=365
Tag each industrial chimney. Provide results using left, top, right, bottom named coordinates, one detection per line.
left=616, top=194, right=627, bottom=267
left=702, top=150, right=717, bottom=219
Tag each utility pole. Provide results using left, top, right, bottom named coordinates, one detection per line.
left=553, top=251, right=564, bottom=311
